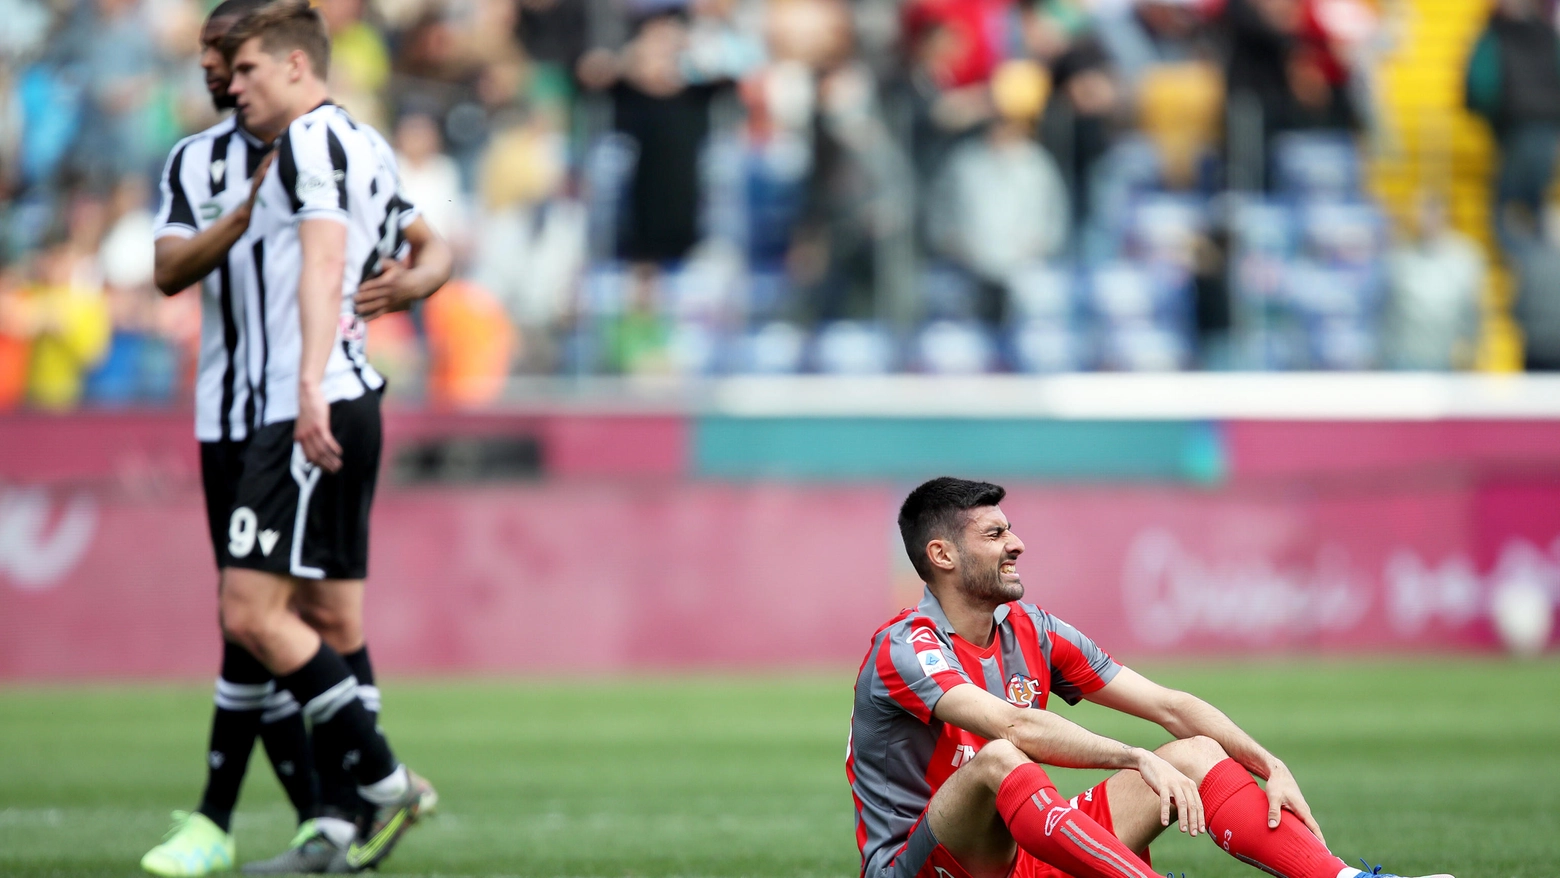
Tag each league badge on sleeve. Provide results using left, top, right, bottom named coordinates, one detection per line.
left=916, top=649, right=949, bottom=675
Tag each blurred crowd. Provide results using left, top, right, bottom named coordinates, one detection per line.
left=3, top=0, right=1560, bottom=409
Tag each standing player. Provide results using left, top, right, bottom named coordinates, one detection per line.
left=850, top=477, right=1454, bottom=878
left=139, top=2, right=452, bottom=874
left=211, top=2, right=449, bottom=872
left=141, top=3, right=320, bottom=874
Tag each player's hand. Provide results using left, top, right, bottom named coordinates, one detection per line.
left=1263, top=763, right=1325, bottom=845
left=238, top=148, right=276, bottom=223
left=295, top=383, right=343, bottom=473
left=355, top=257, right=421, bottom=320
left=1135, top=750, right=1205, bottom=837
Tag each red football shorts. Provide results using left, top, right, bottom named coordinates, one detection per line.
left=910, top=780, right=1153, bottom=878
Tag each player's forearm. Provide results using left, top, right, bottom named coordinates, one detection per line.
left=153, top=209, right=252, bottom=295
left=1162, top=692, right=1282, bottom=779
left=1004, top=708, right=1149, bottom=773
left=404, top=221, right=453, bottom=299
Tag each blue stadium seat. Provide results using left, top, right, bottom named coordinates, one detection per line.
left=1273, top=132, right=1361, bottom=201
left=732, top=321, right=807, bottom=374
left=811, top=321, right=896, bottom=374
left=913, top=321, right=998, bottom=374
left=1006, top=263, right=1075, bottom=323
left=1008, top=320, right=1088, bottom=373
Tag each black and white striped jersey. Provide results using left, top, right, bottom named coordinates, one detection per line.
left=153, top=115, right=273, bottom=443
left=242, top=101, right=417, bottom=426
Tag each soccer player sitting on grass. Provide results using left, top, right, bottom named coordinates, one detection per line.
left=848, top=477, right=1454, bottom=878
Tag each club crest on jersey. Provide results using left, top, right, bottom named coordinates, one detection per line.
left=1006, top=673, right=1044, bottom=707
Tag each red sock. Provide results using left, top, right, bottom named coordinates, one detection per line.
left=996, top=763, right=1158, bottom=878
left=1201, top=759, right=1347, bottom=878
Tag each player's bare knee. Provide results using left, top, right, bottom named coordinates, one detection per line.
left=1157, top=735, right=1227, bottom=781
left=971, top=739, right=1029, bottom=791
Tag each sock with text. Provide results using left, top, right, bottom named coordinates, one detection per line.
left=1201, top=758, right=1348, bottom=878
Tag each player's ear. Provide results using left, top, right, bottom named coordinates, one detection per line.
left=926, top=538, right=957, bottom=573
left=288, top=48, right=307, bottom=82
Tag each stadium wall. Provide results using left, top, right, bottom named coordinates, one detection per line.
left=3, top=383, right=1559, bottom=678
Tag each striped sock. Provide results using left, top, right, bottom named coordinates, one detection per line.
left=996, top=763, right=1158, bottom=878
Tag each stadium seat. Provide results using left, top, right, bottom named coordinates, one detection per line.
left=1006, top=263, right=1074, bottom=323
left=1009, top=320, right=1087, bottom=373
left=913, top=320, right=997, bottom=374
left=812, top=321, right=896, bottom=374
left=732, top=321, right=807, bottom=374
left=1273, top=132, right=1361, bottom=201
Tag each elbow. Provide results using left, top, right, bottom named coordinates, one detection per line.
left=153, top=268, right=184, bottom=297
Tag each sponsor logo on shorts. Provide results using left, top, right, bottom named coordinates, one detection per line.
left=1005, top=673, right=1045, bottom=708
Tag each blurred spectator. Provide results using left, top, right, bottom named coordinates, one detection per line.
left=1095, top=0, right=1214, bottom=97
left=10, top=235, right=111, bottom=410
left=927, top=60, right=1068, bottom=325
left=61, top=0, right=165, bottom=186
left=424, top=278, right=517, bottom=405
left=587, top=13, right=729, bottom=264
left=1225, top=0, right=1359, bottom=187
left=472, top=110, right=585, bottom=368
left=322, top=0, right=392, bottom=129
left=1382, top=195, right=1484, bottom=370
left=394, top=112, right=467, bottom=249
left=1466, top=0, right=1560, bottom=246
left=1507, top=204, right=1560, bottom=372
left=1028, top=3, right=1120, bottom=230
left=601, top=265, right=672, bottom=373
left=0, top=266, right=29, bottom=409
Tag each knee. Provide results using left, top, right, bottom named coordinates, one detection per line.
left=296, top=603, right=360, bottom=652
left=219, top=597, right=276, bottom=656
left=969, top=739, right=1032, bottom=791
left=1156, top=735, right=1227, bottom=782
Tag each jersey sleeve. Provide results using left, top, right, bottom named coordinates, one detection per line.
left=366, top=126, right=423, bottom=230
left=867, top=620, right=973, bottom=723
left=277, top=119, right=349, bottom=225
left=154, top=141, right=199, bottom=240
left=1040, top=611, right=1121, bottom=705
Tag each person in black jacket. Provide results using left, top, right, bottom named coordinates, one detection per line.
left=1466, top=0, right=1560, bottom=246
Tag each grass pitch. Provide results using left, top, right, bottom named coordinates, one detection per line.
left=1, top=658, right=1556, bottom=878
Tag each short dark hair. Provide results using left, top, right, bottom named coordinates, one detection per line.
left=223, top=0, right=331, bottom=79
left=898, top=477, right=1006, bottom=581
left=208, top=0, right=270, bottom=26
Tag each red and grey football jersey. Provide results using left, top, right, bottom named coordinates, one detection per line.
left=847, top=587, right=1122, bottom=878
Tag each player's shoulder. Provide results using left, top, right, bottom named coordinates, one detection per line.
left=165, top=115, right=239, bottom=163
left=874, top=606, right=949, bottom=649
left=1003, top=600, right=1066, bottom=636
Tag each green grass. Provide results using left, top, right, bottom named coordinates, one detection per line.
left=1, top=658, right=1557, bottom=877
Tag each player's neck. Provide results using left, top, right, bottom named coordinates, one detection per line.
left=930, top=585, right=1000, bottom=648
left=276, top=83, right=332, bottom=132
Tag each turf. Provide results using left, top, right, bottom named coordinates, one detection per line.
left=1, top=658, right=1556, bottom=877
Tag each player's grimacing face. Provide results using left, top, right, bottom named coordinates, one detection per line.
left=227, top=39, right=295, bottom=136
left=954, top=506, right=1025, bottom=604
left=200, top=16, right=239, bottom=111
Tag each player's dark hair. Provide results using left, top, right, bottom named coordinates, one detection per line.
left=207, top=0, right=270, bottom=25
left=222, top=0, right=331, bottom=79
left=898, top=477, right=1006, bottom=581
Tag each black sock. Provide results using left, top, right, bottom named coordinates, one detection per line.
left=317, top=646, right=378, bottom=819
left=258, top=690, right=320, bottom=823
left=197, top=642, right=269, bottom=832
left=277, top=644, right=398, bottom=788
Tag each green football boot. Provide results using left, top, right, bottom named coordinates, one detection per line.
left=141, top=811, right=236, bottom=876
